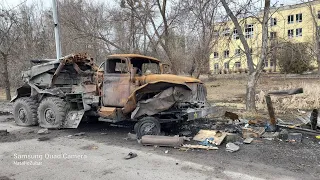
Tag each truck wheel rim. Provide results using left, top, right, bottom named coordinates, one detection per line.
left=140, top=122, right=157, bottom=135
left=44, top=108, right=55, bottom=124
left=18, top=108, right=27, bottom=123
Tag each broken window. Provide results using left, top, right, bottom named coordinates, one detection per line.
left=131, top=58, right=160, bottom=75
left=235, top=49, right=241, bottom=56
left=270, top=59, right=274, bottom=67
left=296, top=28, right=302, bottom=37
left=288, top=15, right=294, bottom=24
left=270, top=32, right=277, bottom=39
left=213, top=52, right=219, bottom=58
left=288, top=29, right=294, bottom=38
left=296, top=13, right=302, bottom=22
left=235, top=62, right=241, bottom=68
left=270, top=18, right=277, bottom=26
left=106, top=59, right=128, bottom=73
left=222, top=28, right=231, bottom=36
left=224, top=62, right=229, bottom=69
left=245, top=24, right=254, bottom=38
left=224, top=50, right=230, bottom=58
left=233, top=28, right=239, bottom=39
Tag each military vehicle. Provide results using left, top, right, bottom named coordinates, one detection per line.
left=11, top=53, right=214, bottom=137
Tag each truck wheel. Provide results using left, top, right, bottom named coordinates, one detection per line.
left=135, top=117, right=161, bottom=138
left=13, top=97, right=39, bottom=126
left=37, top=97, right=69, bottom=128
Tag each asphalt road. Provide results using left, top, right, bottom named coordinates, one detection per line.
left=0, top=113, right=319, bottom=180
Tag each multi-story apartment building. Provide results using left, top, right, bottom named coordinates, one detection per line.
left=210, top=1, right=320, bottom=74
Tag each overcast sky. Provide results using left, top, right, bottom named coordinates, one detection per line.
left=1, top=0, right=303, bottom=10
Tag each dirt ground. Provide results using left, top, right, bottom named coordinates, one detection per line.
left=0, top=74, right=320, bottom=179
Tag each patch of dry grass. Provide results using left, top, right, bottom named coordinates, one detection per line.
left=256, top=82, right=320, bottom=113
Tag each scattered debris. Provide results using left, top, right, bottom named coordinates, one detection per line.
left=141, top=135, right=184, bottom=147
left=124, top=152, right=137, bottom=160
left=0, top=129, right=8, bottom=136
left=179, top=130, right=192, bottom=136
left=0, top=111, right=11, bottom=116
left=164, top=150, right=169, bottom=154
left=182, top=144, right=218, bottom=150
left=74, top=132, right=85, bottom=136
left=80, top=144, right=99, bottom=150
left=199, top=138, right=215, bottom=146
left=225, top=133, right=239, bottom=142
left=310, top=109, right=318, bottom=130
left=100, top=133, right=107, bottom=135
left=66, top=135, right=73, bottom=138
left=224, top=111, right=239, bottom=121
left=243, top=137, right=254, bottom=144
left=316, top=135, right=320, bottom=139
left=233, top=141, right=243, bottom=145
left=38, top=137, right=50, bottom=141
left=226, top=143, right=239, bottom=152
left=288, top=133, right=302, bottom=143
left=262, top=132, right=280, bottom=139
left=278, top=124, right=319, bottom=134
left=193, top=130, right=227, bottom=145
left=242, top=127, right=265, bottom=138
left=126, top=133, right=137, bottom=140
left=37, top=128, right=49, bottom=135
left=279, top=129, right=289, bottom=140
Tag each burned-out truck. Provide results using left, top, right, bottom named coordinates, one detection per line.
left=11, top=53, right=214, bottom=136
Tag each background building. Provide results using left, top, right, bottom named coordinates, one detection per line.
left=210, top=1, right=320, bottom=74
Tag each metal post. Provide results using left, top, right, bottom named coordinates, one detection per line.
left=52, top=0, right=62, bottom=60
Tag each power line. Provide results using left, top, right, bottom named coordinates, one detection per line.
left=1, top=0, right=28, bottom=12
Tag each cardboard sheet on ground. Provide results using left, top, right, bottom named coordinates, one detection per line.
left=193, top=130, right=227, bottom=145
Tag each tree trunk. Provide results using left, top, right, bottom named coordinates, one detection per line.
left=2, top=54, right=11, bottom=100
left=246, top=72, right=257, bottom=111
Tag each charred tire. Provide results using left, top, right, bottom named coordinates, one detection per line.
left=135, top=117, right=161, bottom=138
left=13, top=97, right=39, bottom=126
left=37, top=97, right=69, bottom=128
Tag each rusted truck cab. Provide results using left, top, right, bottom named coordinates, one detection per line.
left=98, top=54, right=214, bottom=136
left=11, top=53, right=214, bottom=137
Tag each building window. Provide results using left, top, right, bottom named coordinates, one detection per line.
left=264, top=59, right=268, bottom=67
left=213, top=52, right=219, bottom=58
left=224, top=62, right=229, bottom=69
left=288, top=15, right=294, bottom=24
left=296, top=13, right=302, bottom=22
left=288, top=29, right=294, bottom=38
left=270, top=60, right=274, bottom=67
left=224, top=50, right=230, bottom=58
left=245, top=24, right=254, bottom=38
left=270, top=18, right=277, bottom=26
left=214, top=63, right=219, bottom=70
left=235, top=62, right=241, bottom=68
left=296, top=28, right=302, bottom=37
left=222, top=28, right=230, bottom=37
left=270, top=32, right=277, bottom=39
left=235, top=49, right=241, bottom=56
left=233, top=28, right=239, bottom=39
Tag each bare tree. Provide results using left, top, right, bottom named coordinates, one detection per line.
left=183, top=0, right=220, bottom=78
left=221, top=0, right=271, bottom=111
left=304, top=0, right=320, bottom=74
left=0, top=9, right=21, bottom=100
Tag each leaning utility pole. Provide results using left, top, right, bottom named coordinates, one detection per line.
left=52, top=0, right=62, bottom=60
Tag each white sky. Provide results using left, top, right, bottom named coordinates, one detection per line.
left=1, top=0, right=303, bottom=10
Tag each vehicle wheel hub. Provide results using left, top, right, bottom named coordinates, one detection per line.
left=44, top=108, right=56, bottom=124
left=140, top=122, right=157, bottom=135
left=18, top=108, right=27, bottom=123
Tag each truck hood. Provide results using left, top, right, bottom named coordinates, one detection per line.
left=136, top=74, right=202, bottom=85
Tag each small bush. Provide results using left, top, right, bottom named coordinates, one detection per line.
left=277, top=42, right=313, bottom=74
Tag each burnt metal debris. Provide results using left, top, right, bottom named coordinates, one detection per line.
left=11, top=53, right=215, bottom=136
